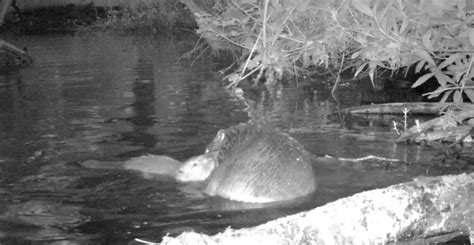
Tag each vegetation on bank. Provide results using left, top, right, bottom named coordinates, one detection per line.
left=0, top=1, right=196, bottom=34
left=182, top=0, right=474, bottom=105
left=2, top=0, right=472, bottom=106
left=87, top=1, right=196, bottom=34
left=1, top=4, right=105, bottom=34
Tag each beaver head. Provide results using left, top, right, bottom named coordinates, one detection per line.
left=203, top=123, right=255, bottom=164
left=175, top=154, right=217, bottom=182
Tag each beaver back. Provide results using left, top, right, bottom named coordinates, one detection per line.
left=204, top=124, right=317, bottom=203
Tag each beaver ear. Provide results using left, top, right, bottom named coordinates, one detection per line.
left=217, top=130, right=226, bottom=142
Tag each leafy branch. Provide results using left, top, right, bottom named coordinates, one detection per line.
left=183, top=0, right=474, bottom=103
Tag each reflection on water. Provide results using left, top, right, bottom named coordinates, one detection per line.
left=0, top=33, right=471, bottom=244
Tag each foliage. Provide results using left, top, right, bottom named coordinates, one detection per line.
left=345, top=0, right=474, bottom=104
left=2, top=1, right=196, bottom=35
left=1, top=4, right=105, bottom=34
left=91, top=0, right=195, bottom=34
left=183, top=0, right=474, bottom=103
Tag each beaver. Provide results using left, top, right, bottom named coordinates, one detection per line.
left=81, top=124, right=316, bottom=203
left=81, top=155, right=182, bottom=177
left=175, top=154, right=216, bottom=182
left=178, top=123, right=317, bottom=203
left=82, top=154, right=216, bottom=182
left=123, top=155, right=181, bottom=175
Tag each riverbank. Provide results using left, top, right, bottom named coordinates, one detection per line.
left=0, top=1, right=195, bottom=35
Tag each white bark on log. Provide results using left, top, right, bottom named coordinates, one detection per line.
left=397, top=109, right=474, bottom=142
left=339, top=102, right=474, bottom=115
left=0, top=0, right=12, bottom=26
left=0, top=39, right=33, bottom=65
left=161, top=173, right=474, bottom=244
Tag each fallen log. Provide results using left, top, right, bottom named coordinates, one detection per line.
left=0, top=0, right=12, bottom=26
left=339, top=102, right=474, bottom=115
left=0, top=39, right=33, bottom=66
left=161, top=172, right=473, bottom=244
left=397, top=110, right=474, bottom=143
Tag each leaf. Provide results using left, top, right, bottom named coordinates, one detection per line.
left=289, top=0, right=311, bottom=12
left=224, top=72, right=240, bottom=83
left=411, top=73, right=434, bottom=88
left=439, top=53, right=460, bottom=69
left=312, top=0, right=331, bottom=9
left=223, top=8, right=247, bottom=21
left=434, top=71, right=452, bottom=87
left=425, top=86, right=448, bottom=99
left=413, top=49, right=436, bottom=68
left=453, top=90, right=462, bottom=103
left=354, top=63, right=367, bottom=78
left=351, top=0, right=374, bottom=17
left=422, top=31, right=433, bottom=50
left=440, top=90, right=453, bottom=103
left=464, top=89, right=474, bottom=102
left=469, top=28, right=474, bottom=46
left=379, top=1, right=392, bottom=20
left=386, top=42, right=399, bottom=49
left=415, top=60, right=426, bottom=73
left=351, top=51, right=360, bottom=59
left=399, top=16, right=408, bottom=34
left=240, top=0, right=258, bottom=4
left=246, top=58, right=259, bottom=69
left=368, top=61, right=377, bottom=87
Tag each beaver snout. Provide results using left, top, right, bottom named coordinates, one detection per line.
left=175, top=154, right=217, bottom=182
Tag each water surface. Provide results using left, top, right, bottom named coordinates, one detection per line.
left=0, top=33, right=470, bottom=244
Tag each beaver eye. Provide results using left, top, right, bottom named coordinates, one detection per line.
left=192, top=163, right=197, bottom=167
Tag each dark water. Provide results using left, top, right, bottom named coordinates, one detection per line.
left=0, top=33, right=471, bottom=244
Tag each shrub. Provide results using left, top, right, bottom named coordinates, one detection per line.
left=92, top=0, right=195, bottom=34
left=183, top=0, right=474, bottom=103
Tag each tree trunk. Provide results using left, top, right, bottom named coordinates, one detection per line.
left=162, top=173, right=474, bottom=244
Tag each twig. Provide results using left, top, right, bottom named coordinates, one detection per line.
left=262, top=0, right=269, bottom=50
left=402, top=108, right=410, bottom=131
left=189, top=44, right=210, bottom=67
left=327, top=155, right=401, bottom=163
left=134, top=238, right=158, bottom=244
left=392, top=121, right=400, bottom=135
left=423, top=86, right=474, bottom=97
left=230, top=0, right=259, bottom=23
left=270, top=7, right=295, bottom=49
left=332, top=50, right=346, bottom=95
left=255, top=0, right=270, bottom=83
left=459, top=55, right=473, bottom=98
left=215, top=33, right=252, bottom=50
left=239, top=65, right=262, bottom=81
left=227, top=31, right=262, bottom=88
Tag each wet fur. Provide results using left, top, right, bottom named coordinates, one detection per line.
left=124, top=154, right=181, bottom=176
left=175, top=154, right=216, bottom=182
left=81, top=155, right=181, bottom=177
left=203, top=124, right=317, bottom=203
